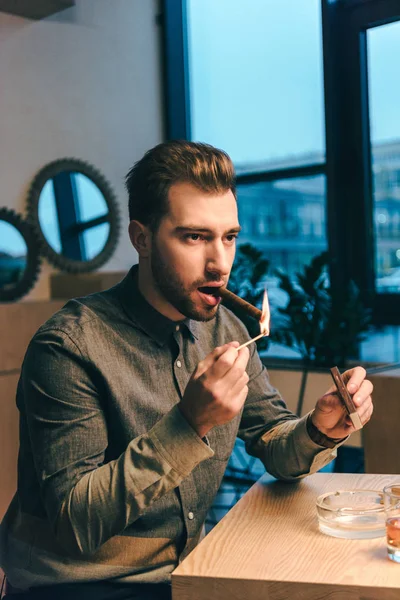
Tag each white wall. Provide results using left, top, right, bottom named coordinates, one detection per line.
left=0, top=0, right=164, bottom=299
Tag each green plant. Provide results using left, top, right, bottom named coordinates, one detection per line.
left=272, top=251, right=371, bottom=367
left=227, top=244, right=270, bottom=350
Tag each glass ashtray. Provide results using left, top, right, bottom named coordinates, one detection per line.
left=316, top=489, right=386, bottom=539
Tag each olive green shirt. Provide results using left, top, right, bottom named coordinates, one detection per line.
left=0, top=266, right=338, bottom=590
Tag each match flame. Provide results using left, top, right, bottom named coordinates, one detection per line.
left=260, top=289, right=270, bottom=336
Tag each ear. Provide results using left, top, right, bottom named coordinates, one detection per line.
left=128, top=220, right=151, bottom=258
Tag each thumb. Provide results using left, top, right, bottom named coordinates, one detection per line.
left=316, top=391, right=343, bottom=414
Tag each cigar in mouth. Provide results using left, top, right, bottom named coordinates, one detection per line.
left=217, top=287, right=262, bottom=321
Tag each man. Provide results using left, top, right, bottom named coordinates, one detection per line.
left=0, top=141, right=373, bottom=599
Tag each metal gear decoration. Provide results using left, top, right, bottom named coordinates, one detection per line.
left=0, top=207, right=42, bottom=302
left=26, top=158, right=121, bottom=273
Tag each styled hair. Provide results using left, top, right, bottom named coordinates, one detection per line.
left=125, top=140, right=236, bottom=231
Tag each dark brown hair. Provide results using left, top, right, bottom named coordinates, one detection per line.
left=125, top=140, right=236, bottom=231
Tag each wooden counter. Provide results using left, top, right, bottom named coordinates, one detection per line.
left=172, top=473, right=400, bottom=600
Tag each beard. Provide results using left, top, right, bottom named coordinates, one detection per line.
left=150, top=240, right=221, bottom=322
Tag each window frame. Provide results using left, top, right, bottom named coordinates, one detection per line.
left=330, top=0, right=400, bottom=324
left=162, top=0, right=400, bottom=325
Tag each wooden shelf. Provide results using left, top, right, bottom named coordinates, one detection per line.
left=0, top=0, right=74, bottom=20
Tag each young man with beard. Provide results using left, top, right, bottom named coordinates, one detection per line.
left=0, top=141, right=373, bottom=600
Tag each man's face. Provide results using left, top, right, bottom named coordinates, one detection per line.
left=149, top=182, right=240, bottom=321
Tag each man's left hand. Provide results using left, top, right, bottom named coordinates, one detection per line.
left=311, top=366, right=373, bottom=439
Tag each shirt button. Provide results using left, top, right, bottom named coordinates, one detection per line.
left=175, top=325, right=180, bottom=331
left=188, top=512, right=194, bottom=520
left=176, top=360, right=182, bottom=368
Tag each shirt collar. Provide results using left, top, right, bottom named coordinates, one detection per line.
left=116, top=265, right=198, bottom=346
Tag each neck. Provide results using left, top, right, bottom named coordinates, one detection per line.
left=137, top=261, right=184, bottom=322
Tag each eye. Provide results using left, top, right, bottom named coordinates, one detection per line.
left=184, top=233, right=204, bottom=242
left=226, top=234, right=238, bottom=243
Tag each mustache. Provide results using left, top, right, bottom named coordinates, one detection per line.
left=192, top=278, right=226, bottom=290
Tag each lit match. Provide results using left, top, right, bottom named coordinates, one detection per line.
left=216, top=286, right=271, bottom=349
left=237, top=289, right=270, bottom=350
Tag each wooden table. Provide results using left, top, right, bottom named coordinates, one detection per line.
left=172, top=473, right=400, bottom=600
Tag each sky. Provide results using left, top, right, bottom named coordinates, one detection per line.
left=187, top=0, right=400, bottom=167
left=367, top=20, right=400, bottom=146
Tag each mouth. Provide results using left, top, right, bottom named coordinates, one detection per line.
left=197, top=284, right=224, bottom=307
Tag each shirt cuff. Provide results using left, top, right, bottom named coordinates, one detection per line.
left=306, top=413, right=348, bottom=449
left=289, top=413, right=341, bottom=473
left=149, top=404, right=214, bottom=477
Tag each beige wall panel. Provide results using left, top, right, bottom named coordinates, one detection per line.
left=50, top=272, right=126, bottom=300
left=0, top=301, right=64, bottom=371
left=301, top=371, right=332, bottom=416
left=267, top=368, right=303, bottom=415
left=0, top=373, right=19, bottom=520
left=364, top=371, right=400, bottom=474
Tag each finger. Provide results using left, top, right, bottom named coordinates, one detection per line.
left=362, top=401, right=373, bottom=426
left=218, top=346, right=250, bottom=385
left=353, top=398, right=373, bottom=428
left=235, top=346, right=250, bottom=371
left=229, top=384, right=249, bottom=413
left=356, top=396, right=373, bottom=422
left=206, top=345, right=242, bottom=380
left=196, top=343, right=238, bottom=377
left=317, top=390, right=346, bottom=413
left=352, top=380, right=373, bottom=408
left=342, top=366, right=367, bottom=394
left=225, top=370, right=249, bottom=400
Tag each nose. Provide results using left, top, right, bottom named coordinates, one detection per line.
left=205, top=239, right=232, bottom=279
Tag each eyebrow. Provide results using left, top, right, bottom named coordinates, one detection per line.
left=174, top=225, right=242, bottom=234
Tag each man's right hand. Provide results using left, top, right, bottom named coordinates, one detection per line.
left=178, top=342, right=250, bottom=438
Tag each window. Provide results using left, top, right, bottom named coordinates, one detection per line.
left=237, top=175, right=326, bottom=277
left=186, top=0, right=325, bottom=169
left=367, top=21, right=400, bottom=294
left=171, top=0, right=327, bottom=285
left=163, top=0, right=400, bottom=362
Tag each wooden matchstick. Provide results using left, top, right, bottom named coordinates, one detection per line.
left=218, top=287, right=262, bottom=321
left=237, top=332, right=267, bottom=350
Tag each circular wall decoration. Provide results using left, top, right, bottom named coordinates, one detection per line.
left=0, top=207, right=42, bottom=302
left=26, top=158, right=121, bottom=273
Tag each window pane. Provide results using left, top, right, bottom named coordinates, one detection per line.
left=237, top=175, right=327, bottom=278
left=0, top=222, right=27, bottom=288
left=83, top=223, right=110, bottom=261
left=186, top=0, right=325, bottom=169
left=74, top=174, right=108, bottom=223
left=236, top=174, right=326, bottom=360
left=367, top=21, right=400, bottom=294
left=38, top=180, right=62, bottom=253
left=360, top=325, right=400, bottom=364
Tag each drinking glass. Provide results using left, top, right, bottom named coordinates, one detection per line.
left=383, top=484, right=400, bottom=563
